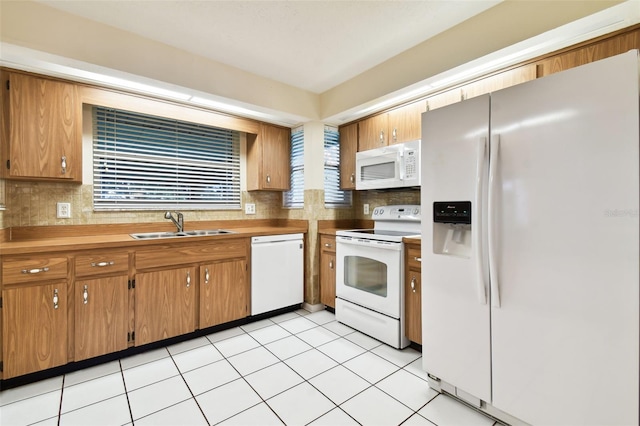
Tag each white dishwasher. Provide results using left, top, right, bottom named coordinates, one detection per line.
left=251, top=233, right=304, bottom=315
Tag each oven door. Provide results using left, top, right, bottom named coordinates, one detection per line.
left=336, top=236, right=402, bottom=318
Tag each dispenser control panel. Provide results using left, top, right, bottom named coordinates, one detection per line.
left=433, top=201, right=471, bottom=224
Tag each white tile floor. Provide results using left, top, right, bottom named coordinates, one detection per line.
left=0, top=309, right=500, bottom=426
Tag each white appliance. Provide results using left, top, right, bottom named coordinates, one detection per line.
left=336, top=205, right=421, bottom=348
left=355, top=140, right=420, bottom=190
left=421, top=51, right=639, bottom=425
left=251, top=233, right=304, bottom=316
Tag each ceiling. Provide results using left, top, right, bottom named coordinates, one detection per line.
left=35, top=0, right=503, bottom=94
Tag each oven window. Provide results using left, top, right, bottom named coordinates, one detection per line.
left=344, top=256, right=388, bottom=297
left=361, top=162, right=395, bottom=181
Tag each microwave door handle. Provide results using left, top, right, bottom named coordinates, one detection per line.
left=398, top=150, right=405, bottom=181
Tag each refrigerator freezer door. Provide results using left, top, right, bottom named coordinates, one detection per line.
left=490, top=51, right=639, bottom=425
left=421, top=94, right=491, bottom=402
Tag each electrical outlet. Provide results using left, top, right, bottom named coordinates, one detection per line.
left=245, top=203, right=256, bottom=215
left=363, top=204, right=370, bottom=215
left=56, top=202, right=71, bottom=219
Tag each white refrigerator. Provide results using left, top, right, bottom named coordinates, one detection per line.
left=421, top=50, right=639, bottom=425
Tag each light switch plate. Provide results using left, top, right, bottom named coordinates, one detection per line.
left=245, top=203, right=256, bottom=214
left=57, top=202, right=71, bottom=218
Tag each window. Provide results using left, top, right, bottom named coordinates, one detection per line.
left=324, top=126, right=352, bottom=207
left=93, top=106, right=240, bottom=210
left=283, top=126, right=304, bottom=208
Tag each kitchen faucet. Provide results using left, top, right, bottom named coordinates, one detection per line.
left=164, top=211, right=184, bottom=232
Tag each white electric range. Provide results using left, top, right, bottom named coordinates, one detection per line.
left=335, top=205, right=421, bottom=349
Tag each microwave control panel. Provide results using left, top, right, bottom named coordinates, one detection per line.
left=404, top=150, right=418, bottom=179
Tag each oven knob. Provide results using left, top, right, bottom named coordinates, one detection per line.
left=413, top=208, right=419, bottom=215
left=378, top=208, right=384, bottom=215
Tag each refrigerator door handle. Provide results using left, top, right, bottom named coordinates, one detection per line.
left=474, top=137, right=487, bottom=305
left=488, top=134, right=501, bottom=308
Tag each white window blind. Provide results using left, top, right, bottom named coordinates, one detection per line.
left=283, top=126, right=304, bottom=208
left=325, top=125, right=352, bottom=208
left=93, top=106, right=240, bottom=211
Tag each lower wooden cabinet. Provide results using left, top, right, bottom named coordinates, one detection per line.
left=134, top=267, right=197, bottom=346
left=404, top=242, right=422, bottom=344
left=2, top=283, right=68, bottom=378
left=74, top=275, right=129, bottom=361
left=199, top=259, right=248, bottom=328
left=319, top=235, right=337, bottom=308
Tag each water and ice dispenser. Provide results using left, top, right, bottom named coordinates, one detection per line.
left=432, top=201, right=472, bottom=258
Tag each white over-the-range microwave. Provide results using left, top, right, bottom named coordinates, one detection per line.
left=355, top=140, right=420, bottom=190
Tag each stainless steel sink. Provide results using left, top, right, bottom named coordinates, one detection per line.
left=130, top=229, right=236, bottom=240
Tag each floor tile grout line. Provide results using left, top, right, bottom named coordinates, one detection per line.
left=56, top=375, right=64, bottom=426
left=118, top=360, right=135, bottom=426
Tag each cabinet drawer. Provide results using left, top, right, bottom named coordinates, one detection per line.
left=75, top=251, right=129, bottom=277
left=320, top=235, right=336, bottom=253
left=406, top=245, right=422, bottom=269
left=136, top=239, right=249, bottom=270
left=3, top=256, right=68, bottom=284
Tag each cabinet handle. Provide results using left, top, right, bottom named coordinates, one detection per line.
left=350, top=173, right=355, bottom=184
left=414, top=257, right=422, bottom=262
left=21, top=267, right=50, bottom=274
left=186, top=271, right=191, bottom=288
left=53, top=289, right=59, bottom=309
left=329, top=260, right=334, bottom=269
left=91, top=261, right=115, bottom=267
left=379, top=130, right=385, bottom=144
left=411, top=277, right=417, bottom=293
left=83, top=284, right=89, bottom=305
left=266, top=174, right=271, bottom=184
left=61, top=156, right=67, bottom=175
left=205, top=267, right=210, bottom=285
left=392, top=128, right=398, bottom=142
left=324, top=243, right=332, bottom=248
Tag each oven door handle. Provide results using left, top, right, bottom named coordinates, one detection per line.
left=336, top=237, right=402, bottom=251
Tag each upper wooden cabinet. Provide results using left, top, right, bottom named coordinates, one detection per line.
left=247, top=123, right=291, bottom=191
left=1, top=71, right=82, bottom=182
left=461, top=64, right=537, bottom=101
left=339, top=122, right=357, bottom=190
left=358, top=113, right=388, bottom=151
left=358, top=101, right=425, bottom=151
left=387, top=102, right=426, bottom=145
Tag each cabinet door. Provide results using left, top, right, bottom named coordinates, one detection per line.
left=75, top=276, right=128, bottom=361
left=7, top=73, right=80, bottom=181
left=199, top=259, right=248, bottom=328
left=339, top=123, right=357, bottom=190
left=2, top=283, right=67, bottom=378
left=388, top=102, right=425, bottom=145
left=135, top=267, right=196, bottom=346
left=247, top=123, right=290, bottom=191
left=320, top=251, right=336, bottom=308
left=405, top=267, right=422, bottom=344
left=358, top=114, right=388, bottom=151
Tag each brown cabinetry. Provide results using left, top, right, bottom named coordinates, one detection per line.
left=339, top=122, right=357, bottom=190
left=74, top=250, right=129, bottom=361
left=1, top=255, right=69, bottom=379
left=134, top=266, right=197, bottom=346
left=358, top=113, right=388, bottom=151
left=358, top=101, right=426, bottom=151
left=1, top=71, right=81, bottom=182
left=200, top=259, right=248, bottom=328
left=387, top=102, right=426, bottom=145
left=319, top=235, right=337, bottom=308
left=404, top=241, right=422, bottom=344
left=247, top=123, right=291, bottom=190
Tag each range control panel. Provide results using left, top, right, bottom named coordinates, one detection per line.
left=433, top=201, right=471, bottom=224
left=372, top=205, right=421, bottom=221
